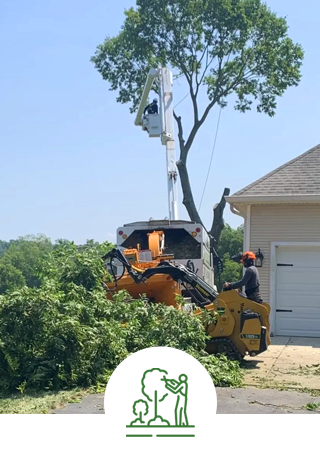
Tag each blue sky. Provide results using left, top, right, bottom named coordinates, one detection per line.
left=1, top=1, right=318, bottom=244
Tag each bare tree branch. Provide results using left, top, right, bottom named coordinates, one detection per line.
left=197, top=58, right=247, bottom=128
left=195, top=29, right=218, bottom=96
left=173, top=111, right=185, bottom=153
left=197, top=57, right=224, bottom=127
left=210, top=188, right=231, bottom=246
left=196, top=53, right=215, bottom=95
left=195, top=44, right=209, bottom=89
left=172, top=35, right=248, bottom=240
left=175, top=57, right=248, bottom=235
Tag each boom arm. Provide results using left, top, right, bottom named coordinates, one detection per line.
left=103, top=248, right=219, bottom=308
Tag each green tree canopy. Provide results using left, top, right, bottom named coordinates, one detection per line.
left=215, top=223, right=244, bottom=289
left=0, top=240, right=13, bottom=258
left=0, top=235, right=53, bottom=289
left=0, top=263, right=25, bottom=295
left=218, top=223, right=244, bottom=260
left=92, top=0, right=304, bottom=246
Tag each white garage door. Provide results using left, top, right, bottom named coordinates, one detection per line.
left=276, top=246, right=320, bottom=337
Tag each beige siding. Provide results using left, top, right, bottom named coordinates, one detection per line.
left=250, top=204, right=320, bottom=303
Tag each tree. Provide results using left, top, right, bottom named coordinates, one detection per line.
left=218, top=223, right=244, bottom=259
left=218, top=256, right=243, bottom=289
left=130, top=399, right=149, bottom=425
left=0, top=240, right=14, bottom=258
left=0, top=235, right=53, bottom=288
left=141, top=368, right=170, bottom=425
left=0, top=263, right=25, bottom=295
left=54, top=238, right=74, bottom=249
left=215, top=223, right=244, bottom=290
left=91, top=0, right=304, bottom=250
left=1, top=235, right=53, bottom=287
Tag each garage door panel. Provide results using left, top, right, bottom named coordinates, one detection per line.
left=276, top=293, right=320, bottom=309
left=277, top=317, right=320, bottom=338
left=277, top=268, right=320, bottom=285
left=277, top=248, right=320, bottom=265
left=275, top=246, right=320, bottom=337
left=277, top=287, right=320, bottom=297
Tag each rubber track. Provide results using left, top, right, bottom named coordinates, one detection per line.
left=206, top=337, right=243, bottom=362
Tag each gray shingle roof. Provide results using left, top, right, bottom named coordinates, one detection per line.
left=233, top=143, right=320, bottom=196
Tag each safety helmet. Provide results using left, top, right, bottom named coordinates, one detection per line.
left=241, top=251, right=256, bottom=264
left=153, top=98, right=158, bottom=103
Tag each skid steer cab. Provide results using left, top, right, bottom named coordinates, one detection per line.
left=103, top=248, right=271, bottom=362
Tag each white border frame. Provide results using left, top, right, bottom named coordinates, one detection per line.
left=270, top=241, right=320, bottom=335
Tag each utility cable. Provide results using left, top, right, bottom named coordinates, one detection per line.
left=174, top=92, right=190, bottom=109
left=198, top=106, right=222, bottom=212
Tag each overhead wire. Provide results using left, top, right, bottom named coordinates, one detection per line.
left=198, top=106, right=222, bottom=212
left=174, top=92, right=190, bottom=109
left=173, top=90, right=223, bottom=213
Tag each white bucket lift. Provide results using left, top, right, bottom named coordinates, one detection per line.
left=134, top=67, right=179, bottom=222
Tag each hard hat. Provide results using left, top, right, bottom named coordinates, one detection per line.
left=153, top=98, right=158, bottom=102
left=241, top=251, right=256, bottom=263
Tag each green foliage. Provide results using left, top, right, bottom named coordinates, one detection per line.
left=92, top=0, right=303, bottom=116
left=0, top=284, right=128, bottom=393
left=218, top=224, right=244, bottom=260
left=40, top=240, right=113, bottom=291
left=305, top=402, right=320, bottom=412
left=0, top=240, right=13, bottom=258
left=188, top=350, right=243, bottom=387
left=0, top=263, right=25, bottom=295
left=215, top=224, right=244, bottom=290
left=0, top=235, right=53, bottom=289
left=219, top=257, right=243, bottom=289
left=0, top=238, right=242, bottom=394
left=0, top=235, right=114, bottom=295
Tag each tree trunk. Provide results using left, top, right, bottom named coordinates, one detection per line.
left=177, top=156, right=230, bottom=249
left=209, top=187, right=231, bottom=250
left=176, top=159, right=204, bottom=225
left=154, top=390, right=158, bottom=417
left=175, top=123, right=230, bottom=256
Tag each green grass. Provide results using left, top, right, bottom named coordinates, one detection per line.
left=304, top=402, right=320, bottom=412
left=0, top=385, right=106, bottom=414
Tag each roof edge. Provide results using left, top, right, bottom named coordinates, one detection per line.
left=232, top=143, right=320, bottom=196
left=226, top=194, right=320, bottom=204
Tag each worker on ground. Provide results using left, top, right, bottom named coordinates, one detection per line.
left=223, top=251, right=263, bottom=303
left=144, top=98, right=158, bottom=115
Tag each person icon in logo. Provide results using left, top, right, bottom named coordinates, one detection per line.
left=162, top=374, right=189, bottom=426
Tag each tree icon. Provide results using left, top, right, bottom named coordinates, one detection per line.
left=142, top=368, right=170, bottom=426
left=130, top=399, right=149, bottom=426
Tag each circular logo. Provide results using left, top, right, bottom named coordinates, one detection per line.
left=104, top=346, right=217, bottom=458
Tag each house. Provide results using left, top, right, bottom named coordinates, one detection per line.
left=226, top=143, right=320, bottom=338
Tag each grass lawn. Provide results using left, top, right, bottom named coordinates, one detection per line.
left=0, top=386, right=105, bottom=414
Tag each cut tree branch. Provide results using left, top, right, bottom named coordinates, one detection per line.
left=173, top=111, right=185, bottom=151
left=209, top=187, right=231, bottom=248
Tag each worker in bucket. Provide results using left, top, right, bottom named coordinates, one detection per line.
left=144, top=98, right=158, bottom=115
left=223, top=251, right=263, bottom=303
left=142, top=98, right=159, bottom=133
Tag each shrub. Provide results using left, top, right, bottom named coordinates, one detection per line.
left=0, top=242, right=243, bottom=394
